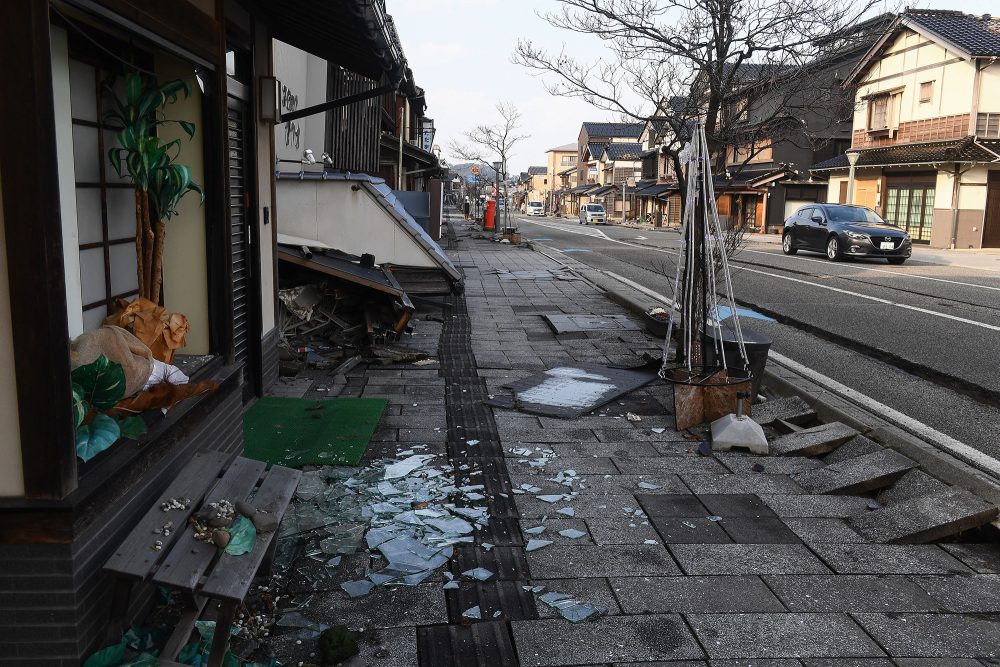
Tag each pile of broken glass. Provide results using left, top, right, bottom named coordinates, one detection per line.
left=274, top=448, right=487, bottom=597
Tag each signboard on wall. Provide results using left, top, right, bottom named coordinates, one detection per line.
left=422, top=128, right=434, bottom=152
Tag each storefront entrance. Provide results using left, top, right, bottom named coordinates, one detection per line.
left=885, top=174, right=935, bottom=243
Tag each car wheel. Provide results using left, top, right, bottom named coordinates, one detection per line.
left=782, top=233, right=797, bottom=255
left=887, top=257, right=906, bottom=265
left=826, top=235, right=842, bottom=261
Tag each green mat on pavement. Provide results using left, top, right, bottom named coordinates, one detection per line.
left=243, top=396, right=388, bottom=467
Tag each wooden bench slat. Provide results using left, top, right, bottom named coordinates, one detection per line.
left=152, top=457, right=267, bottom=591
left=199, top=464, right=302, bottom=600
left=103, top=451, right=230, bottom=580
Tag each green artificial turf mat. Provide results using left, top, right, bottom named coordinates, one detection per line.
left=243, top=396, right=388, bottom=467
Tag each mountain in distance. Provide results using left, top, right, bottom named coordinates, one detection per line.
left=449, top=162, right=498, bottom=183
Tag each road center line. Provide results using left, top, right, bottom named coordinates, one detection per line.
left=737, top=265, right=1000, bottom=333
left=743, top=248, right=1000, bottom=292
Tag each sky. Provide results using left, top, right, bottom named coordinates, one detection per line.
left=387, top=0, right=997, bottom=174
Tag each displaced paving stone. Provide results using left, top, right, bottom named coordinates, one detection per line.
left=822, top=434, right=884, bottom=464
left=527, top=544, right=681, bottom=578
left=759, top=494, right=870, bottom=518
left=751, top=396, right=816, bottom=426
left=511, top=614, right=704, bottom=665
left=669, top=544, right=831, bottom=575
left=770, top=422, right=858, bottom=457
left=647, top=516, right=733, bottom=544
left=611, top=575, right=785, bottom=613
left=685, top=613, right=885, bottom=659
left=682, top=474, right=805, bottom=495
left=848, top=488, right=999, bottom=544
left=717, top=517, right=802, bottom=544
left=854, top=613, right=1000, bottom=658
left=791, top=449, right=916, bottom=495
left=763, top=574, right=940, bottom=612
left=782, top=518, right=868, bottom=545
left=910, top=574, right=1000, bottom=612
left=876, top=468, right=950, bottom=505
left=531, top=577, right=621, bottom=618
left=810, top=544, right=973, bottom=575
left=584, top=517, right=661, bottom=545
left=940, top=543, right=1000, bottom=573
left=715, top=453, right=823, bottom=474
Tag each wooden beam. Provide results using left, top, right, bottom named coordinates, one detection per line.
left=0, top=0, right=77, bottom=499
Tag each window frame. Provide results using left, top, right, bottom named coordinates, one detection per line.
left=919, top=80, right=934, bottom=104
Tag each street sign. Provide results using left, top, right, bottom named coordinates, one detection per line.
left=471, top=166, right=480, bottom=175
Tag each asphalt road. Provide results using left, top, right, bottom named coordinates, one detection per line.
left=511, top=214, right=1000, bottom=461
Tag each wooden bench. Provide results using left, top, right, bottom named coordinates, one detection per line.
left=103, top=452, right=301, bottom=666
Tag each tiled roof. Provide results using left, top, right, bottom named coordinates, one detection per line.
left=547, top=142, right=578, bottom=152
left=810, top=137, right=1000, bottom=171
left=557, top=167, right=576, bottom=176
left=527, top=166, right=548, bottom=175
left=603, top=143, right=643, bottom=161
left=587, top=142, right=606, bottom=159
left=582, top=122, right=644, bottom=138
left=906, top=10, right=1000, bottom=57
left=587, top=185, right=616, bottom=196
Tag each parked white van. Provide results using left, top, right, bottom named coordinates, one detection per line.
left=579, top=203, right=606, bottom=225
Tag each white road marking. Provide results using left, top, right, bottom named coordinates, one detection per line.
left=522, top=218, right=1000, bottom=332
left=591, top=273, right=1000, bottom=478
left=743, top=248, right=1000, bottom=292
left=737, top=265, right=1000, bottom=333
left=519, top=218, right=611, bottom=240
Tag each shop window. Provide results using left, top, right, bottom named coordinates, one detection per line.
left=69, top=58, right=139, bottom=331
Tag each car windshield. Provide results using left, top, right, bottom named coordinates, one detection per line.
left=588, top=205, right=605, bottom=212
left=529, top=202, right=541, bottom=207
left=824, top=205, right=888, bottom=224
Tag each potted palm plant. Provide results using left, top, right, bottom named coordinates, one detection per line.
left=104, top=71, right=204, bottom=304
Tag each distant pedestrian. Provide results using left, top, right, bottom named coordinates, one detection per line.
left=464, top=197, right=471, bottom=220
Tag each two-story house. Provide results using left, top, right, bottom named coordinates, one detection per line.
left=545, top=142, right=578, bottom=213
left=526, top=165, right=548, bottom=207
left=568, top=121, right=644, bottom=213
left=810, top=10, right=1000, bottom=248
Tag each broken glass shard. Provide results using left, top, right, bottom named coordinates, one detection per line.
left=462, top=567, right=494, bottom=581
left=462, top=605, right=482, bottom=620
left=383, top=455, right=435, bottom=480
left=341, top=580, right=375, bottom=598
left=536, top=495, right=564, bottom=503
left=556, top=507, right=575, bottom=517
left=525, top=539, right=552, bottom=552
left=558, top=529, right=587, bottom=539
left=524, top=525, right=546, bottom=535
left=637, top=482, right=661, bottom=490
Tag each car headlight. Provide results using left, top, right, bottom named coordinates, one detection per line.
left=846, top=231, right=868, bottom=241
left=902, top=233, right=911, bottom=242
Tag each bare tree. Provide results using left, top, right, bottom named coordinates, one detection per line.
left=514, top=0, right=886, bottom=218
left=449, top=102, right=531, bottom=233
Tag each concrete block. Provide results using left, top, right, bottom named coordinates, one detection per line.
left=791, top=449, right=916, bottom=495
left=854, top=612, right=1000, bottom=658
left=782, top=518, right=868, bottom=545
left=770, top=422, right=858, bottom=457
left=760, top=494, right=871, bottom=518
left=809, top=544, right=973, bottom=574
left=752, top=395, right=816, bottom=426
left=763, top=574, right=940, bottom=612
left=848, top=488, right=998, bottom=544
left=610, top=575, right=785, bottom=613
left=685, top=613, right=885, bottom=659
left=876, top=469, right=949, bottom=505
left=822, top=434, right=884, bottom=464
left=940, top=543, right=1000, bottom=573
left=682, top=474, right=804, bottom=495
left=911, top=573, right=1000, bottom=612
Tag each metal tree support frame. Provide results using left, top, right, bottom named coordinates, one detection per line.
left=659, top=123, right=753, bottom=429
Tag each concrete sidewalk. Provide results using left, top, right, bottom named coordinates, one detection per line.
left=263, top=210, right=1000, bottom=665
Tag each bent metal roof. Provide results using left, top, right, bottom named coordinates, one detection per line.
left=810, top=137, right=1000, bottom=172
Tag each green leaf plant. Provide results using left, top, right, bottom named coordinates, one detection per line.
left=72, top=355, right=148, bottom=462
left=104, top=72, right=204, bottom=304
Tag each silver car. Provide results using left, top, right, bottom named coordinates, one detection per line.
left=579, top=203, right=606, bottom=225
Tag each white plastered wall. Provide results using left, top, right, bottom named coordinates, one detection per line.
left=257, top=30, right=276, bottom=334
left=0, top=171, right=25, bottom=497
left=276, top=180, right=436, bottom=268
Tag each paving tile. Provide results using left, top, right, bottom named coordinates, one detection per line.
left=507, top=456, right=619, bottom=476
left=615, top=456, right=730, bottom=475
left=810, top=544, right=973, bottom=575
left=848, top=488, right=998, bottom=544
left=791, top=449, right=916, bottom=495
left=637, top=494, right=710, bottom=517
left=611, top=575, right=785, bottom=613
left=683, top=474, right=805, bottom=495
left=306, top=584, right=447, bottom=629
left=764, top=574, right=940, bottom=612
left=685, top=613, right=885, bottom=659
left=270, top=625, right=417, bottom=666
left=653, top=441, right=708, bottom=456
left=751, top=395, right=816, bottom=426
left=531, top=577, right=621, bottom=618
left=669, top=544, right=831, bottom=575
left=854, top=613, right=1000, bottom=658
left=526, top=544, right=681, bottom=578
left=892, top=660, right=985, bottom=666
left=759, top=494, right=870, bottom=518
left=545, top=441, right=662, bottom=458
left=585, top=517, right=662, bottom=545
left=876, top=469, right=949, bottom=505
left=516, top=494, right=643, bottom=519
left=511, top=614, right=704, bottom=665
left=717, top=517, right=802, bottom=544
left=648, top=516, right=734, bottom=544
left=910, top=574, right=1000, bottom=612
left=770, top=422, right=858, bottom=457
left=697, top=494, right=777, bottom=518
left=715, top=453, right=823, bottom=474
left=800, top=660, right=895, bottom=667
left=519, top=518, right=595, bottom=545
left=516, top=474, right=687, bottom=495
left=782, top=518, right=868, bottom=545
left=940, top=544, right=1000, bottom=573
left=820, top=434, right=883, bottom=464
